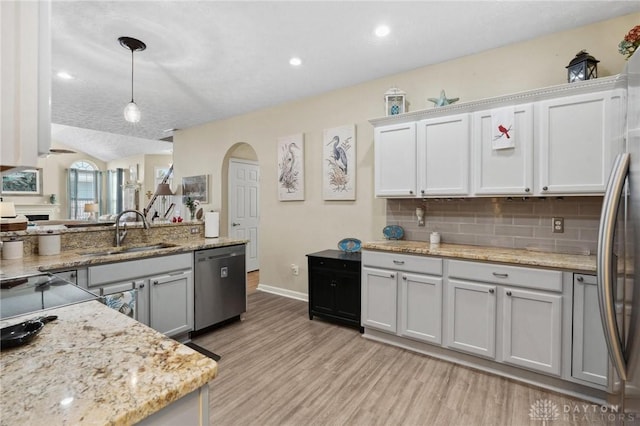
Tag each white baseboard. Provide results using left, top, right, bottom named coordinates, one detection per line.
left=256, top=284, right=308, bottom=302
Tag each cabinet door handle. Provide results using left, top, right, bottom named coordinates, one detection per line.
left=153, top=280, right=159, bottom=285
left=576, top=276, right=584, bottom=282
left=70, top=272, right=76, bottom=279
left=489, top=288, right=495, bottom=294
left=402, top=275, right=407, bottom=281
left=390, top=273, right=395, bottom=279
left=525, top=188, right=530, bottom=193
left=542, top=186, right=548, bottom=191
left=140, top=284, right=145, bottom=289
left=492, top=272, right=508, bottom=278
left=506, top=291, right=512, bottom=296
left=421, top=189, right=425, bottom=194
left=393, top=260, right=405, bottom=265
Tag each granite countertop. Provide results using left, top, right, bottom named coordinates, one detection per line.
left=0, top=237, right=247, bottom=278
left=361, top=240, right=596, bottom=273
left=0, top=301, right=217, bottom=425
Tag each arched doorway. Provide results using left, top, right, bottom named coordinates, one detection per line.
left=221, top=143, right=259, bottom=273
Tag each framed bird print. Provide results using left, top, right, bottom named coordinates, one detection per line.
left=277, top=133, right=305, bottom=201
left=323, top=124, right=356, bottom=200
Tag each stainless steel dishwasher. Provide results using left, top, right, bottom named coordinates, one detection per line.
left=194, top=244, right=246, bottom=332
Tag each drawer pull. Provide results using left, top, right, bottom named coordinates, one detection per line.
left=393, top=260, right=405, bottom=265
left=390, top=273, right=395, bottom=279
left=492, top=272, right=509, bottom=278
left=489, top=288, right=495, bottom=294
left=402, top=275, right=407, bottom=281
left=506, top=291, right=512, bottom=296
left=576, top=276, right=584, bottom=282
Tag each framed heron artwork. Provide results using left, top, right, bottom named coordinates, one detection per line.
left=277, top=133, right=305, bottom=201
left=323, top=124, right=356, bottom=200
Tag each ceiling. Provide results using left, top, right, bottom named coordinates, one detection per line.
left=51, top=1, right=640, bottom=162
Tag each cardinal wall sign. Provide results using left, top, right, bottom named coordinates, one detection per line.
left=491, top=106, right=516, bottom=150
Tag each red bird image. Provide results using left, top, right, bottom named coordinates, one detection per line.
left=498, top=124, right=511, bottom=138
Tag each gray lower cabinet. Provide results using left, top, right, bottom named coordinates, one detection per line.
left=361, top=266, right=397, bottom=333
left=398, top=272, right=442, bottom=344
left=150, top=270, right=193, bottom=337
left=88, top=253, right=193, bottom=338
left=361, top=251, right=443, bottom=342
left=572, top=273, right=609, bottom=386
left=445, top=279, right=496, bottom=358
left=501, top=287, right=562, bottom=375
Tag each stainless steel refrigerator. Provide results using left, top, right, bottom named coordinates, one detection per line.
left=597, top=50, right=640, bottom=417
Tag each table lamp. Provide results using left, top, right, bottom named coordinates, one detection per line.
left=156, top=183, right=174, bottom=220
left=84, top=203, right=99, bottom=221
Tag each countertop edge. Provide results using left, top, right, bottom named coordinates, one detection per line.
left=361, top=241, right=596, bottom=273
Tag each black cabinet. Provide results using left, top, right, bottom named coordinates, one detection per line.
left=307, top=250, right=362, bottom=332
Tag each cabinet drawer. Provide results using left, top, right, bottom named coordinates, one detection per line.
left=309, top=256, right=360, bottom=272
left=448, top=260, right=562, bottom=292
left=362, top=251, right=442, bottom=276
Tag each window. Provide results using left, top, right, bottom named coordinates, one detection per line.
left=67, top=161, right=102, bottom=219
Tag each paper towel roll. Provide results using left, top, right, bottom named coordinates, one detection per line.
left=39, top=233, right=61, bottom=256
left=2, top=240, right=23, bottom=259
left=205, top=211, right=220, bottom=238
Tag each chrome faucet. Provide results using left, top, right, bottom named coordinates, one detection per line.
left=115, top=209, right=150, bottom=247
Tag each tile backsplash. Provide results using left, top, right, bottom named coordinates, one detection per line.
left=385, top=197, right=603, bottom=255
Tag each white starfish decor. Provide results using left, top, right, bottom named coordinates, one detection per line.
left=428, top=90, right=459, bottom=107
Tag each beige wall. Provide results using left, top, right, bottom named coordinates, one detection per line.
left=172, top=13, right=639, bottom=294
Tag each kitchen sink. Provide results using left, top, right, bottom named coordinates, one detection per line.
left=82, top=243, right=179, bottom=257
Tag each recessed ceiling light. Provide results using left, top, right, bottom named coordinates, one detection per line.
left=289, top=57, right=302, bottom=67
left=375, top=25, right=390, bottom=38
left=57, top=71, right=74, bottom=80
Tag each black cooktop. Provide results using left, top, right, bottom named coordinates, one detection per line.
left=0, top=273, right=99, bottom=320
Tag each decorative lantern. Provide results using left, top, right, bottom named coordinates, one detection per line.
left=384, top=87, right=407, bottom=116
left=566, top=50, right=599, bottom=83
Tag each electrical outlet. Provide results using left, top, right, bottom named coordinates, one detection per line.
left=291, top=264, right=299, bottom=276
left=552, top=217, right=564, bottom=233
left=190, top=227, right=200, bottom=234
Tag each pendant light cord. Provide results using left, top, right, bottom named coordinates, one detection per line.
left=130, top=48, right=135, bottom=103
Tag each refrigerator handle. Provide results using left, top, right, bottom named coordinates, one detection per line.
left=597, top=153, right=630, bottom=381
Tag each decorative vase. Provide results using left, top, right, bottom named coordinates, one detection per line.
left=190, top=210, right=195, bottom=221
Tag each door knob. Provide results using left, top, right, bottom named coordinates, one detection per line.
left=232, top=222, right=241, bottom=226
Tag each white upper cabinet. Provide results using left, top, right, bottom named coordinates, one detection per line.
left=536, top=89, right=625, bottom=195
left=417, top=114, right=470, bottom=196
left=370, top=76, right=625, bottom=198
left=374, top=122, right=417, bottom=197
left=1, top=0, right=51, bottom=168
left=472, top=104, right=534, bottom=195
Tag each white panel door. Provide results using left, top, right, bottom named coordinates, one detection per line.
left=229, top=159, right=260, bottom=272
left=398, top=272, right=442, bottom=345
left=502, top=287, right=562, bottom=376
left=446, top=279, right=496, bottom=358
left=374, top=122, right=417, bottom=197
left=472, top=104, right=534, bottom=195
left=417, top=114, right=470, bottom=196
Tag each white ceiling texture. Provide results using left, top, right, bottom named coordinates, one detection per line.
left=51, top=1, right=640, bottom=161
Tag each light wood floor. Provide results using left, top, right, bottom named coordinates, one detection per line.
left=247, top=270, right=259, bottom=295
left=194, top=291, right=593, bottom=426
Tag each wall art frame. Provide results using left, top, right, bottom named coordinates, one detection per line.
left=277, top=133, right=305, bottom=201
left=323, top=124, right=356, bottom=200
left=182, top=174, right=208, bottom=204
left=1, top=168, right=43, bottom=196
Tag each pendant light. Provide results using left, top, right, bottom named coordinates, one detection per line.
left=118, top=36, right=146, bottom=123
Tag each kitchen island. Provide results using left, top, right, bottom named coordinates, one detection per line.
left=0, top=300, right=217, bottom=425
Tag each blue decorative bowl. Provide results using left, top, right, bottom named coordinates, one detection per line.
left=383, top=225, right=404, bottom=240
left=338, top=238, right=362, bottom=253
